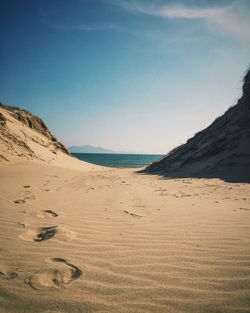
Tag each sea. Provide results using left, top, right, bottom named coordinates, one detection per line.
left=72, top=153, right=163, bottom=168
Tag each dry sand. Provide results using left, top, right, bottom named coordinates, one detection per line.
left=0, top=105, right=250, bottom=312
left=0, top=158, right=250, bottom=313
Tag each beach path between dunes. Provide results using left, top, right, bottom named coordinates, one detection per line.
left=0, top=161, right=250, bottom=313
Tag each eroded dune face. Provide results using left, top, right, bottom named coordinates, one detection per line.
left=0, top=104, right=69, bottom=161
left=144, top=69, right=250, bottom=183
left=0, top=104, right=101, bottom=171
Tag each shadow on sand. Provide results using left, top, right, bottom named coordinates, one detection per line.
left=136, top=167, right=250, bottom=184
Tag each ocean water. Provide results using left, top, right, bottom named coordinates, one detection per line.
left=72, top=153, right=163, bottom=168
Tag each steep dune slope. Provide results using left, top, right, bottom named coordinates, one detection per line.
left=0, top=103, right=98, bottom=170
left=144, top=68, right=250, bottom=182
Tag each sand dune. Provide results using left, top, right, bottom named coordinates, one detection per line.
left=0, top=104, right=102, bottom=172
left=144, top=68, right=250, bottom=183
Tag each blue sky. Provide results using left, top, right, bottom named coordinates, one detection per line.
left=1, top=0, right=250, bottom=153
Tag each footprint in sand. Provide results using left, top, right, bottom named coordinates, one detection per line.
left=0, top=266, right=18, bottom=280
left=19, top=226, right=75, bottom=242
left=17, top=222, right=27, bottom=228
left=19, top=226, right=57, bottom=242
left=26, top=258, right=82, bottom=290
left=37, top=209, right=59, bottom=218
left=14, top=199, right=25, bottom=204
left=238, top=207, right=250, bottom=211
left=0, top=271, right=17, bottom=280
left=24, top=190, right=35, bottom=199
left=14, top=188, right=35, bottom=204
left=122, top=210, right=144, bottom=218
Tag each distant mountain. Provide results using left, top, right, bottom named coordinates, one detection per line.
left=68, top=145, right=117, bottom=154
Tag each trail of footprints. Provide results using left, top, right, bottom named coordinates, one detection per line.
left=7, top=183, right=82, bottom=289
left=13, top=185, right=35, bottom=204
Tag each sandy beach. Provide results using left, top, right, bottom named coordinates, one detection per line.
left=1, top=156, right=250, bottom=313
left=1, top=1, right=250, bottom=311
left=1, top=64, right=250, bottom=311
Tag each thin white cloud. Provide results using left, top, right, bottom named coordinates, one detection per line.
left=116, top=0, right=250, bottom=40
left=43, top=21, right=120, bottom=31
left=155, top=6, right=225, bottom=19
left=120, top=1, right=227, bottom=19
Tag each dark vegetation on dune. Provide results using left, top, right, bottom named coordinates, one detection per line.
left=143, top=67, right=250, bottom=183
